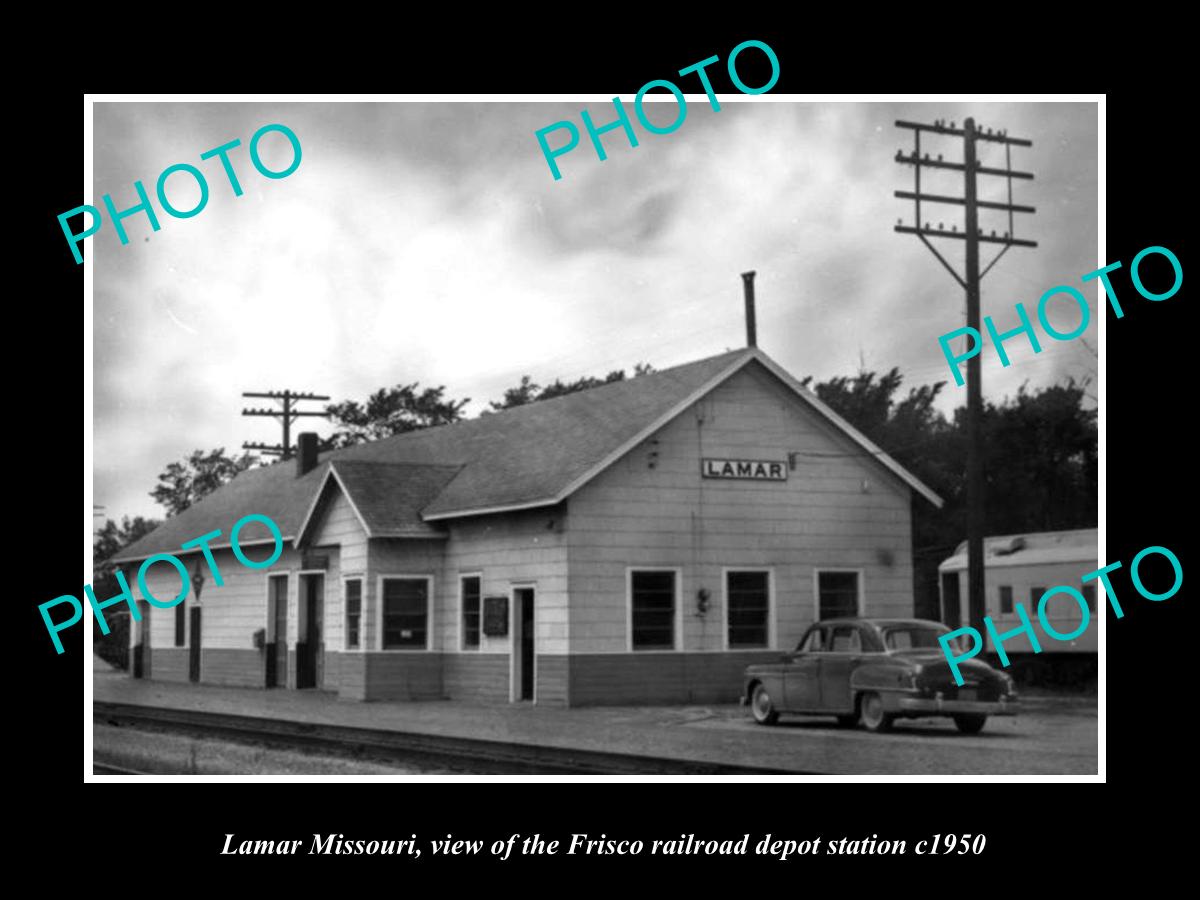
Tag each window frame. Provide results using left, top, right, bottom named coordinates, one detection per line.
left=722, top=567, right=774, bottom=650
left=343, top=575, right=364, bottom=652
left=264, top=572, right=289, bottom=645
left=459, top=572, right=483, bottom=651
left=376, top=574, right=434, bottom=652
left=812, top=568, right=865, bottom=621
left=626, top=567, right=682, bottom=652
left=998, top=584, right=1014, bottom=615
left=1031, top=586, right=1048, bottom=608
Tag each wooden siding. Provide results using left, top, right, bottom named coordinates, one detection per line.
left=336, top=652, right=367, bottom=700
left=568, top=651, right=779, bottom=706
left=135, top=545, right=303, bottom=652
left=567, top=362, right=915, bottom=656
left=441, top=508, right=570, bottom=656
left=310, top=487, right=368, bottom=654
left=152, top=648, right=189, bottom=682
left=201, top=649, right=263, bottom=687
left=443, top=653, right=510, bottom=703
left=535, top=654, right=569, bottom=706
left=362, top=652, right=444, bottom=701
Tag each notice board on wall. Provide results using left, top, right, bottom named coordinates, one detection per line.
left=483, top=596, right=508, bottom=636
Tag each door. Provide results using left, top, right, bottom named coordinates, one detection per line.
left=266, top=575, right=287, bottom=688
left=297, top=574, right=324, bottom=689
left=188, top=607, right=202, bottom=682
left=513, top=587, right=535, bottom=701
left=783, top=626, right=824, bottom=710
left=941, top=572, right=962, bottom=629
left=132, top=601, right=148, bottom=678
left=819, top=624, right=864, bottom=713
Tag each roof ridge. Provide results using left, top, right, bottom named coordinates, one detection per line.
left=320, top=347, right=754, bottom=464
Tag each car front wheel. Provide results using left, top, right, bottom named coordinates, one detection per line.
left=954, top=714, right=988, bottom=734
left=751, top=683, right=779, bottom=725
left=859, top=692, right=894, bottom=733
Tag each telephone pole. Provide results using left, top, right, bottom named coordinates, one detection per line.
left=242, top=389, right=330, bottom=459
left=893, top=116, right=1036, bottom=647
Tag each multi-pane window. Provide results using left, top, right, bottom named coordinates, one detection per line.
left=344, top=579, right=362, bottom=650
left=817, top=571, right=860, bottom=620
left=382, top=578, right=429, bottom=649
left=999, top=585, right=1014, bottom=614
left=461, top=575, right=481, bottom=649
left=727, top=570, right=770, bottom=648
left=631, top=570, right=676, bottom=650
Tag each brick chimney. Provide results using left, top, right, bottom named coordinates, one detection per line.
left=296, top=432, right=319, bottom=477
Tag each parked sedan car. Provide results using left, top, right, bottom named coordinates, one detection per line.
left=743, top=618, right=1017, bottom=734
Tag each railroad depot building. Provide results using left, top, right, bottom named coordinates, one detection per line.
left=115, top=347, right=941, bottom=706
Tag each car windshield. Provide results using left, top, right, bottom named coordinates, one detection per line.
left=882, top=625, right=958, bottom=651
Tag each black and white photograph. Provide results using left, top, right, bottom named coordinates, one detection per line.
left=80, top=93, right=1105, bottom=780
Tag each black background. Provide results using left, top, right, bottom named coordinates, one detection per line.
left=23, top=26, right=1185, bottom=883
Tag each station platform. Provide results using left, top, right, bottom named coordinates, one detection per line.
left=91, top=663, right=1097, bottom=775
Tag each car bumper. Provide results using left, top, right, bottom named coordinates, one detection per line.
left=891, top=695, right=1018, bottom=716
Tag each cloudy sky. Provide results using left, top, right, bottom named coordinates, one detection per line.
left=92, top=99, right=1098, bottom=523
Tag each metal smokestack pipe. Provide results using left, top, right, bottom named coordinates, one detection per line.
left=741, top=271, right=758, bottom=348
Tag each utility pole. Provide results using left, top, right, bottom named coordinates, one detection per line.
left=241, top=389, right=330, bottom=459
left=893, top=116, right=1036, bottom=646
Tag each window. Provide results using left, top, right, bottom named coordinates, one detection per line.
left=817, top=571, right=860, bottom=619
left=174, top=601, right=186, bottom=647
left=829, top=625, right=862, bottom=653
left=799, top=627, right=826, bottom=652
left=344, top=579, right=362, bottom=650
left=461, top=575, right=481, bottom=649
left=727, top=570, right=770, bottom=648
left=1082, top=584, right=1096, bottom=611
left=382, top=578, right=430, bottom=649
left=1031, top=587, right=1047, bottom=607
left=999, top=585, right=1014, bottom=614
left=631, top=570, right=676, bottom=650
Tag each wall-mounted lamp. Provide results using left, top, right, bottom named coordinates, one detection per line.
left=696, top=587, right=710, bottom=617
left=190, top=564, right=206, bottom=604
left=787, top=451, right=799, bottom=471
left=861, top=479, right=871, bottom=493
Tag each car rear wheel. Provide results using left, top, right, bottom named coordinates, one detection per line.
left=751, top=683, right=779, bottom=725
left=954, top=714, right=988, bottom=734
left=859, top=692, right=894, bottom=733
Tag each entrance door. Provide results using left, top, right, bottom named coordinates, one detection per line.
left=132, top=601, right=148, bottom=678
left=296, top=574, right=324, bottom=689
left=266, top=575, right=288, bottom=688
left=188, top=607, right=202, bottom=682
left=513, top=587, right=535, bottom=701
left=941, top=572, right=962, bottom=629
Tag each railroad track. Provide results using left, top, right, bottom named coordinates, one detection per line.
left=93, top=702, right=797, bottom=775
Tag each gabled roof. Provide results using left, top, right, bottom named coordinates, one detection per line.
left=938, top=528, right=1098, bottom=571
left=115, top=347, right=942, bottom=563
left=295, top=461, right=462, bottom=543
